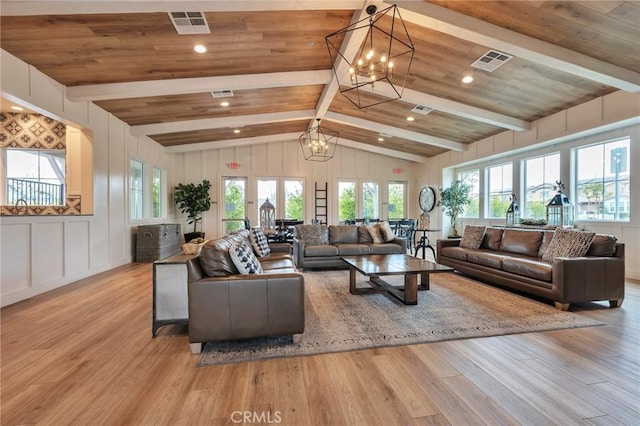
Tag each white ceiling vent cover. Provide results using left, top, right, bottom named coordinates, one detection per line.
left=471, top=50, right=513, bottom=72
left=211, top=90, right=234, bottom=98
left=411, top=105, right=433, bottom=115
left=169, top=12, right=211, bottom=35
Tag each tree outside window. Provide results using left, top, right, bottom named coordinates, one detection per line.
left=388, top=182, right=405, bottom=219
left=284, top=180, right=303, bottom=220
left=458, top=170, right=479, bottom=218
left=338, top=181, right=356, bottom=222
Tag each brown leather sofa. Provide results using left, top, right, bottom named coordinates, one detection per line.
left=437, top=227, right=625, bottom=310
left=293, top=224, right=407, bottom=270
left=186, top=231, right=304, bottom=354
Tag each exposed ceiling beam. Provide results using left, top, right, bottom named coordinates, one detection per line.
left=392, top=0, right=640, bottom=93
left=163, top=131, right=428, bottom=163
left=67, top=70, right=332, bottom=101
left=314, top=5, right=373, bottom=121
left=361, top=82, right=530, bottom=131
left=324, top=111, right=465, bottom=151
left=130, top=110, right=315, bottom=136
left=338, top=137, right=428, bottom=163
left=1, top=0, right=363, bottom=16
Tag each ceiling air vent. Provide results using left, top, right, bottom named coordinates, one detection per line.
left=411, top=105, right=433, bottom=115
left=471, top=49, right=513, bottom=72
left=211, top=90, right=234, bottom=98
left=168, top=12, right=211, bottom=35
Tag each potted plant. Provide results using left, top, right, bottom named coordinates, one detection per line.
left=174, top=179, right=212, bottom=242
left=439, top=180, right=471, bottom=237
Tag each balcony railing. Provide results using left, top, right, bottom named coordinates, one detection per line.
left=7, top=178, right=64, bottom=206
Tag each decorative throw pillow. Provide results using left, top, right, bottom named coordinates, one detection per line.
left=376, top=221, right=397, bottom=242
left=541, top=228, right=596, bottom=263
left=295, top=224, right=328, bottom=246
left=459, top=225, right=486, bottom=249
left=229, top=239, right=263, bottom=274
left=248, top=226, right=271, bottom=258
left=367, top=224, right=384, bottom=244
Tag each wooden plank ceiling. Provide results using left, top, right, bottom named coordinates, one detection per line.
left=1, top=1, right=638, bottom=162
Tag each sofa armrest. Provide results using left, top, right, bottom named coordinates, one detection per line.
left=292, top=237, right=305, bottom=268
left=552, top=255, right=625, bottom=305
left=436, top=238, right=460, bottom=263
left=186, top=258, right=204, bottom=282
left=391, top=236, right=407, bottom=252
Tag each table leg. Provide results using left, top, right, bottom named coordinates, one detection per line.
left=349, top=266, right=357, bottom=294
left=420, top=272, right=430, bottom=290
left=404, top=274, right=418, bottom=305
left=428, top=245, right=436, bottom=260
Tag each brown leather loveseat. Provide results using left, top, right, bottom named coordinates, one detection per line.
left=437, top=227, right=625, bottom=311
left=186, top=231, right=304, bottom=354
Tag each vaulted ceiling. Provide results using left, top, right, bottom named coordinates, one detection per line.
left=1, top=1, right=639, bottom=163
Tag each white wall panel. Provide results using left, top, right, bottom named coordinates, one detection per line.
left=89, top=104, right=110, bottom=271
left=108, top=116, right=127, bottom=264
left=32, top=222, right=64, bottom=285
left=0, top=223, right=31, bottom=296
left=65, top=220, right=90, bottom=277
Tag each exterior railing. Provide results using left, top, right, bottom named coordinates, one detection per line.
left=6, top=178, right=64, bottom=205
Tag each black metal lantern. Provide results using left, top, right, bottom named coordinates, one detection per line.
left=506, top=193, right=520, bottom=227
left=259, top=198, right=276, bottom=234
left=298, top=118, right=339, bottom=162
left=326, top=4, right=415, bottom=109
left=546, top=181, right=575, bottom=228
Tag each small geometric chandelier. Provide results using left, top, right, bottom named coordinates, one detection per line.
left=326, top=4, right=415, bottom=109
left=298, top=118, right=339, bottom=162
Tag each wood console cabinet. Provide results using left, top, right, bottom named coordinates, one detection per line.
left=152, top=253, right=196, bottom=337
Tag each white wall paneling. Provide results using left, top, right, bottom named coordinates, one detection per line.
left=0, top=223, right=31, bottom=299
left=1, top=49, right=172, bottom=306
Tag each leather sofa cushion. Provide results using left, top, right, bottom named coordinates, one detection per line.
left=261, top=267, right=298, bottom=274
left=440, top=246, right=468, bottom=261
left=329, top=225, right=358, bottom=244
left=537, top=231, right=555, bottom=259
left=369, top=243, right=403, bottom=254
left=199, top=233, right=245, bottom=276
left=586, top=234, right=617, bottom=256
left=502, top=257, right=552, bottom=282
left=499, top=229, right=544, bottom=257
left=480, top=228, right=503, bottom=251
left=336, top=243, right=370, bottom=255
left=466, top=251, right=510, bottom=269
left=260, top=256, right=296, bottom=270
left=358, top=226, right=374, bottom=243
left=304, top=244, right=339, bottom=257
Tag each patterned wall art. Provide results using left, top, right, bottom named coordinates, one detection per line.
left=0, top=112, right=82, bottom=215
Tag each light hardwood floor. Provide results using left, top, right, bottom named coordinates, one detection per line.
left=1, top=263, right=638, bottom=425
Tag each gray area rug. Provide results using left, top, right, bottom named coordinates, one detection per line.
left=198, top=270, right=603, bottom=366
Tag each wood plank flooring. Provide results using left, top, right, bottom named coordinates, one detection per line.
left=1, top=263, right=639, bottom=425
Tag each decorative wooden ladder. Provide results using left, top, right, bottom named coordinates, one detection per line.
left=314, top=182, right=327, bottom=224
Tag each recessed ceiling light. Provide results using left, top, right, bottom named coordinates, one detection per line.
left=193, top=44, right=207, bottom=54
left=462, top=75, right=474, bottom=84
left=233, top=129, right=240, bottom=134
left=220, top=101, right=230, bottom=107
left=10, top=105, right=24, bottom=111
left=378, top=137, right=384, bottom=142
left=406, top=116, right=415, bottom=122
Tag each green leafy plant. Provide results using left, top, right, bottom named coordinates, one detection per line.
left=174, top=180, right=212, bottom=233
left=439, top=180, right=471, bottom=237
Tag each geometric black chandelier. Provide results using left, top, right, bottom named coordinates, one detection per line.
left=326, top=4, right=415, bottom=109
left=298, top=118, right=339, bottom=162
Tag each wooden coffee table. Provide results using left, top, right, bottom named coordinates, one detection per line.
left=341, top=254, right=453, bottom=305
